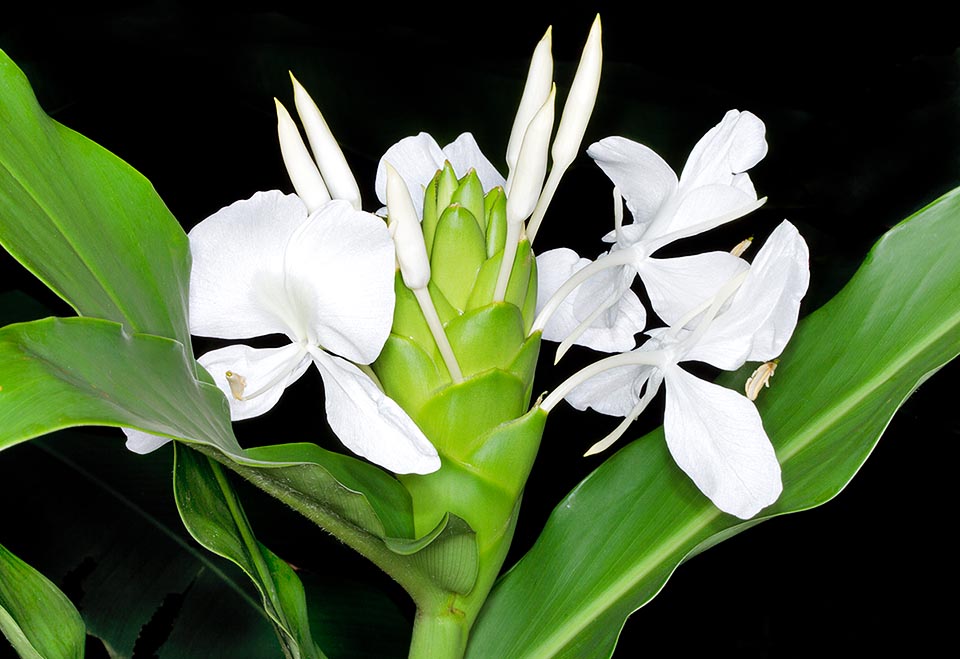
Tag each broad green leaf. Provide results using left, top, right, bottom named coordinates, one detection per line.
left=0, top=50, right=191, bottom=348
left=0, top=316, right=412, bottom=539
left=468, top=187, right=960, bottom=658
left=0, top=542, right=85, bottom=659
left=173, top=445, right=324, bottom=659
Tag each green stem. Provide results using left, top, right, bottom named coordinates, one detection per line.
left=408, top=593, right=470, bottom=659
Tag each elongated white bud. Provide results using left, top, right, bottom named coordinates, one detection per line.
left=551, top=15, right=602, bottom=170
left=527, top=15, right=602, bottom=244
left=506, top=85, right=556, bottom=227
left=506, top=26, right=553, bottom=194
left=276, top=98, right=330, bottom=213
left=290, top=73, right=363, bottom=210
left=385, top=162, right=430, bottom=289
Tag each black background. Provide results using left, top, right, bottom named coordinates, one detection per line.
left=1, top=2, right=958, bottom=657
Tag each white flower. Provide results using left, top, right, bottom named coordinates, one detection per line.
left=126, top=190, right=440, bottom=475
left=544, top=221, right=809, bottom=518
left=374, top=133, right=506, bottom=219
left=534, top=110, right=768, bottom=354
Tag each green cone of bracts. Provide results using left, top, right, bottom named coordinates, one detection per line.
left=373, top=163, right=545, bottom=646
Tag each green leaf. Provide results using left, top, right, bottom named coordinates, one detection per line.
left=467, top=187, right=960, bottom=658
left=0, top=50, right=191, bottom=348
left=0, top=542, right=85, bottom=659
left=173, top=445, right=324, bottom=659
left=0, top=316, right=414, bottom=539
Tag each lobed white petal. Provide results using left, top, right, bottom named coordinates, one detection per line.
left=123, top=428, right=171, bottom=454
left=312, top=350, right=440, bottom=475
left=443, top=133, right=506, bottom=192
left=188, top=190, right=309, bottom=341
left=536, top=248, right=645, bottom=352
left=284, top=200, right=396, bottom=363
left=679, top=110, right=768, bottom=191
left=685, top=221, right=810, bottom=369
left=587, top=136, right=678, bottom=229
left=637, top=251, right=749, bottom=328
left=663, top=364, right=782, bottom=519
left=198, top=343, right=312, bottom=421
left=375, top=133, right=446, bottom=218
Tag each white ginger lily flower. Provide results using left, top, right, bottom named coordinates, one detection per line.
left=541, top=221, right=809, bottom=519
left=374, top=133, right=506, bottom=219
left=126, top=190, right=440, bottom=475
left=534, top=110, right=768, bottom=356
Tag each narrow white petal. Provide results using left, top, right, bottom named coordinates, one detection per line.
left=587, top=136, right=678, bottom=226
left=506, top=26, right=553, bottom=181
left=291, top=74, right=362, bottom=209
left=375, top=133, right=446, bottom=218
left=637, top=251, right=749, bottom=328
left=687, top=221, right=810, bottom=369
left=276, top=99, right=331, bottom=213
left=284, top=200, right=396, bottom=363
left=663, top=364, right=782, bottom=519
left=198, top=343, right=312, bottom=421
left=188, top=191, right=309, bottom=340
left=679, top=110, right=768, bottom=191
left=312, top=350, right=440, bottom=475
left=443, top=133, right=506, bottom=192
left=123, top=428, right=171, bottom=454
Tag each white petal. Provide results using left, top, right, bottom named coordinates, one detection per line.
left=648, top=184, right=758, bottom=244
left=566, top=362, right=654, bottom=417
left=679, top=110, right=768, bottom=191
left=442, top=133, right=505, bottom=192
left=663, top=364, right=782, bottom=519
left=587, top=136, right=678, bottom=226
left=198, top=343, right=312, bottom=421
left=637, top=251, right=749, bottom=327
left=536, top=248, right=645, bottom=352
left=312, top=350, right=440, bottom=475
left=123, top=428, right=171, bottom=454
left=688, top=221, right=810, bottom=369
left=283, top=200, right=396, bottom=363
left=188, top=191, right=308, bottom=340
left=375, top=133, right=446, bottom=218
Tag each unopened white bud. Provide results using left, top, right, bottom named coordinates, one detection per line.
left=385, top=162, right=430, bottom=289
left=290, top=73, right=363, bottom=210
left=506, top=27, right=553, bottom=193
left=276, top=98, right=330, bottom=213
left=506, top=85, right=556, bottom=226
left=551, top=14, right=602, bottom=169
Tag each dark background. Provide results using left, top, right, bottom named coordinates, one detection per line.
left=1, top=2, right=958, bottom=657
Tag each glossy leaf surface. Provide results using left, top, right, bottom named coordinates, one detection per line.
left=468, top=187, right=960, bottom=658
left=0, top=49, right=191, bottom=348
left=0, top=542, right=85, bottom=659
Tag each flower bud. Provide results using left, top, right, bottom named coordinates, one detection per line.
left=385, top=162, right=431, bottom=289
left=275, top=98, right=330, bottom=213
left=506, top=26, right=553, bottom=194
